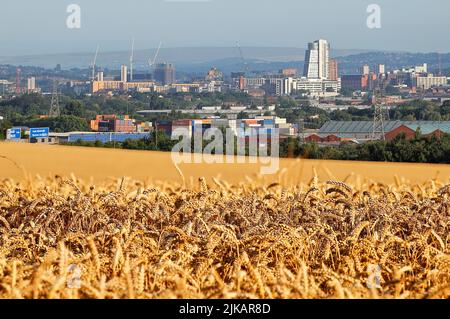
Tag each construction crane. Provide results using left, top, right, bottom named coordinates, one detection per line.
left=148, top=42, right=162, bottom=70
left=236, top=41, right=250, bottom=75
left=91, top=45, right=100, bottom=81
left=130, top=37, right=135, bottom=82
left=438, top=52, right=442, bottom=76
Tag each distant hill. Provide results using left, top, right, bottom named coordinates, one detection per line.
left=1, top=48, right=449, bottom=77
left=337, top=52, right=450, bottom=74
left=176, top=57, right=305, bottom=76
left=0, top=47, right=371, bottom=71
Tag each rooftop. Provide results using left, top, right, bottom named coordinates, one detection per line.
left=320, top=121, right=450, bottom=135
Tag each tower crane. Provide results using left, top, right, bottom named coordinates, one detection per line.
left=236, top=41, right=250, bottom=75
left=91, top=45, right=100, bottom=81
left=148, top=42, right=162, bottom=70
left=130, top=37, right=135, bottom=82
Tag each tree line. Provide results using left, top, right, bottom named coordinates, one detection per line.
left=280, top=132, right=450, bottom=164
left=65, top=130, right=450, bottom=165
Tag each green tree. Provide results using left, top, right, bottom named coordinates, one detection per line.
left=64, top=101, right=85, bottom=117
left=0, top=118, right=12, bottom=140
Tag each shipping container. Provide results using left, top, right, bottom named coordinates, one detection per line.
left=211, top=119, right=229, bottom=126
left=173, top=120, right=192, bottom=126
left=275, top=118, right=287, bottom=125
left=243, top=119, right=258, bottom=125
left=156, top=120, right=172, bottom=126
left=172, top=126, right=192, bottom=133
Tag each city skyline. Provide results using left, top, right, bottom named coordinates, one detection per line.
left=1, top=0, right=450, bottom=56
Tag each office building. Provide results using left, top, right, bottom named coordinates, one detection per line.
left=121, top=65, right=128, bottom=83
left=303, top=39, right=330, bottom=79
left=415, top=63, right=428, bottom=74
left=341, top=75, right=370, bottom=91
left=280, top=68, right=298, bottom=77
left=275, top=78, right=288, bottom=96
left=154, top=63, right=176, bottom=85
left=329, top=59, right=339, bottom=81
left=413, top=74, right=448, bottom=90
left=97, top=72, right=104, bottom=82
left=378, top=64, right=386, bottom=75
left=296, top=78, right=340, bottom=95
left=92, top=80, right=156, bottom=94
left=245, top=77, right=266, bottom=88
left=361, top=65, right=370, bottom=75
left=276, top=77, right=341, bottom=97
left=27, top=77, right=36, bottom=92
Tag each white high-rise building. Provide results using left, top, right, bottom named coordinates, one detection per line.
left=121, top=65, right=128, bottom=83
left=97, top=72, right=104, bottom=82
left=361, top=65, right=370, bottom=75
left=303, top=39, right=330, bottom=79
left=27, top=77, right=36, bottom=92
left=415, top=63, right=428, bottom=74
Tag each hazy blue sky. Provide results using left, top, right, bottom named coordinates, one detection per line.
left=1, top=0, right=449, bottom=56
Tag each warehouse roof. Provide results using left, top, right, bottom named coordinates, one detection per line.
left=320, top=121, right=450, bottom=135
left=403, top=123, right=450, bottom=134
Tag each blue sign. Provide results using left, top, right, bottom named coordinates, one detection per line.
left=30, top=127, right=49, bottom=139
left=10, top=128, right=22, bottom=139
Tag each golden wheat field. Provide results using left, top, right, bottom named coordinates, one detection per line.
left=0, top=143, right=449, bottom=299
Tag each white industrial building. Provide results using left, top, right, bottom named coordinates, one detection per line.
left=413, top=74, right=448, bottom=90
left=276, top=77, right=341, bottom=97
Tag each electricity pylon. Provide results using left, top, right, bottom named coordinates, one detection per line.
left=371, top=82, right=389, bottom=141
left=49, top=80, right=61, bottom=118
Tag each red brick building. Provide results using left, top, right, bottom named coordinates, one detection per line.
left=341, top=75, right=369, bottom=91
left=305, top=134, right=342, bottom=144
left=384, top=125, right=416, bottom=141
left=385, top=125, right=448, bottom=141
left=305, top=134, right=322, bottom=143
left=329, top=59, right=339, bottom=81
